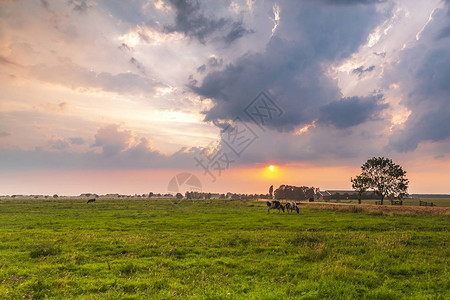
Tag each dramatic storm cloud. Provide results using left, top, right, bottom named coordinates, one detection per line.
left=191, top=1, right=388, bottom=132
left=1, top=0, right=449, bottom=194
left=318, top=95, right=387, bottom=129
left=388, top=2, right=450, bottom=152
left=164, top=0, right=253, bottom=44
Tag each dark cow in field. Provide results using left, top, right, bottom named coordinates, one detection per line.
left=286, top=202, right=299, bottom=214
left=267, top=200, right=285, bottom=214
left=87, top=198, right=96, bottom=204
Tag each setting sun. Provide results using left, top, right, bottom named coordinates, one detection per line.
left=269, top=165, right=275, bottom=172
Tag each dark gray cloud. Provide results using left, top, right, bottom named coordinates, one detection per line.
left=437, top=25, right=450, bottom=39
left=319, top=0, right=385, bottom=5
left=165, top=0, right=227, bottom=43
left=164, top=0, right=227, bottom=43
left=48, top=138, right=69, bottom=150
left=92, top=124, right=133, bottom=157
left=69, top=137, right=84, bottom=145
left=191, top=2, right=384, bottom=132
left=352, top=65, right=375, bottom=78
left=224, top=21, right=254, bottom=44
left=389, top=49, right=450, bottom=152
left=389, top=111, right=450, bottom=152
left=196, top=56, right=223, bottom=73
left=210, top=114, right=391, bottom=167
left=191, top=37, right=342, bottom=132
left=318, top=95, right=387, bottom=129
left=68, top=0, right=92, bottom=13
left=164, top=0, right=252, bottom=44
left=289, top=3, right=388, bottom=60
left=388, top=4, right=450, bottom=152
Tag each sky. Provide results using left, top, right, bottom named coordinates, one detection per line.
left=1, top=0, right=450, bottom=195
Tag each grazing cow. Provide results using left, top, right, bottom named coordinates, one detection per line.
left=87, top=198, right=96, bottom=204
left=286, top=202, right=299, bottom=214
left=267, top=200, right=285, bottom=214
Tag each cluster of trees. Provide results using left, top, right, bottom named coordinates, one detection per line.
left=351, top=157, right=409, bottom=204
left=184, top=192, right=222, bottom=199
left=227, top=193, right=272, bottom=200
left=329, top=192, right=381, bottom=201
left=274, top=185, right=318, bottom=201
left=147, top=193, right=173, bottom=198
left=184, top=192, right=272, bottom=200
left=79, top=193, right=173, bottom=199
left=10, top=195, right=52, bottom=199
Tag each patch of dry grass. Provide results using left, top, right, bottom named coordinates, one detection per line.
left=297, top=203, right=450, bottom=215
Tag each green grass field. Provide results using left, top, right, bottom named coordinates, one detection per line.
left=0, top=199, right=448, bottom=299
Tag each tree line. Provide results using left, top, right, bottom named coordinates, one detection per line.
left=274, top=185, right=318, bottom=201
left=184, top=192, right=272, bottom=200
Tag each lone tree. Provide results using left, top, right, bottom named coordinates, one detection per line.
left=353, top=157, right=409, bottom=205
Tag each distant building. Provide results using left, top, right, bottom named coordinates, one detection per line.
left=326, top=190, right=359, bottom=196
left=317, top=190, right=332, bottom=200
left=325, top=190, right=380, bottom=200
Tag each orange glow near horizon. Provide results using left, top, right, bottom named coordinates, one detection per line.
left=251, top=164, right=357, bottom=191
left=263, top=164, right=281, bottom=181
left=1, top=159, right=450, bottom=195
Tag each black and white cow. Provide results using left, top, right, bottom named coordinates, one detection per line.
left=286, top=202, right=299, bottom=214
left=267, top=200, right=285, bottom=214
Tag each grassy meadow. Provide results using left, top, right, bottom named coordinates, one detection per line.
left=0, top=198, right=449, bottom=299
